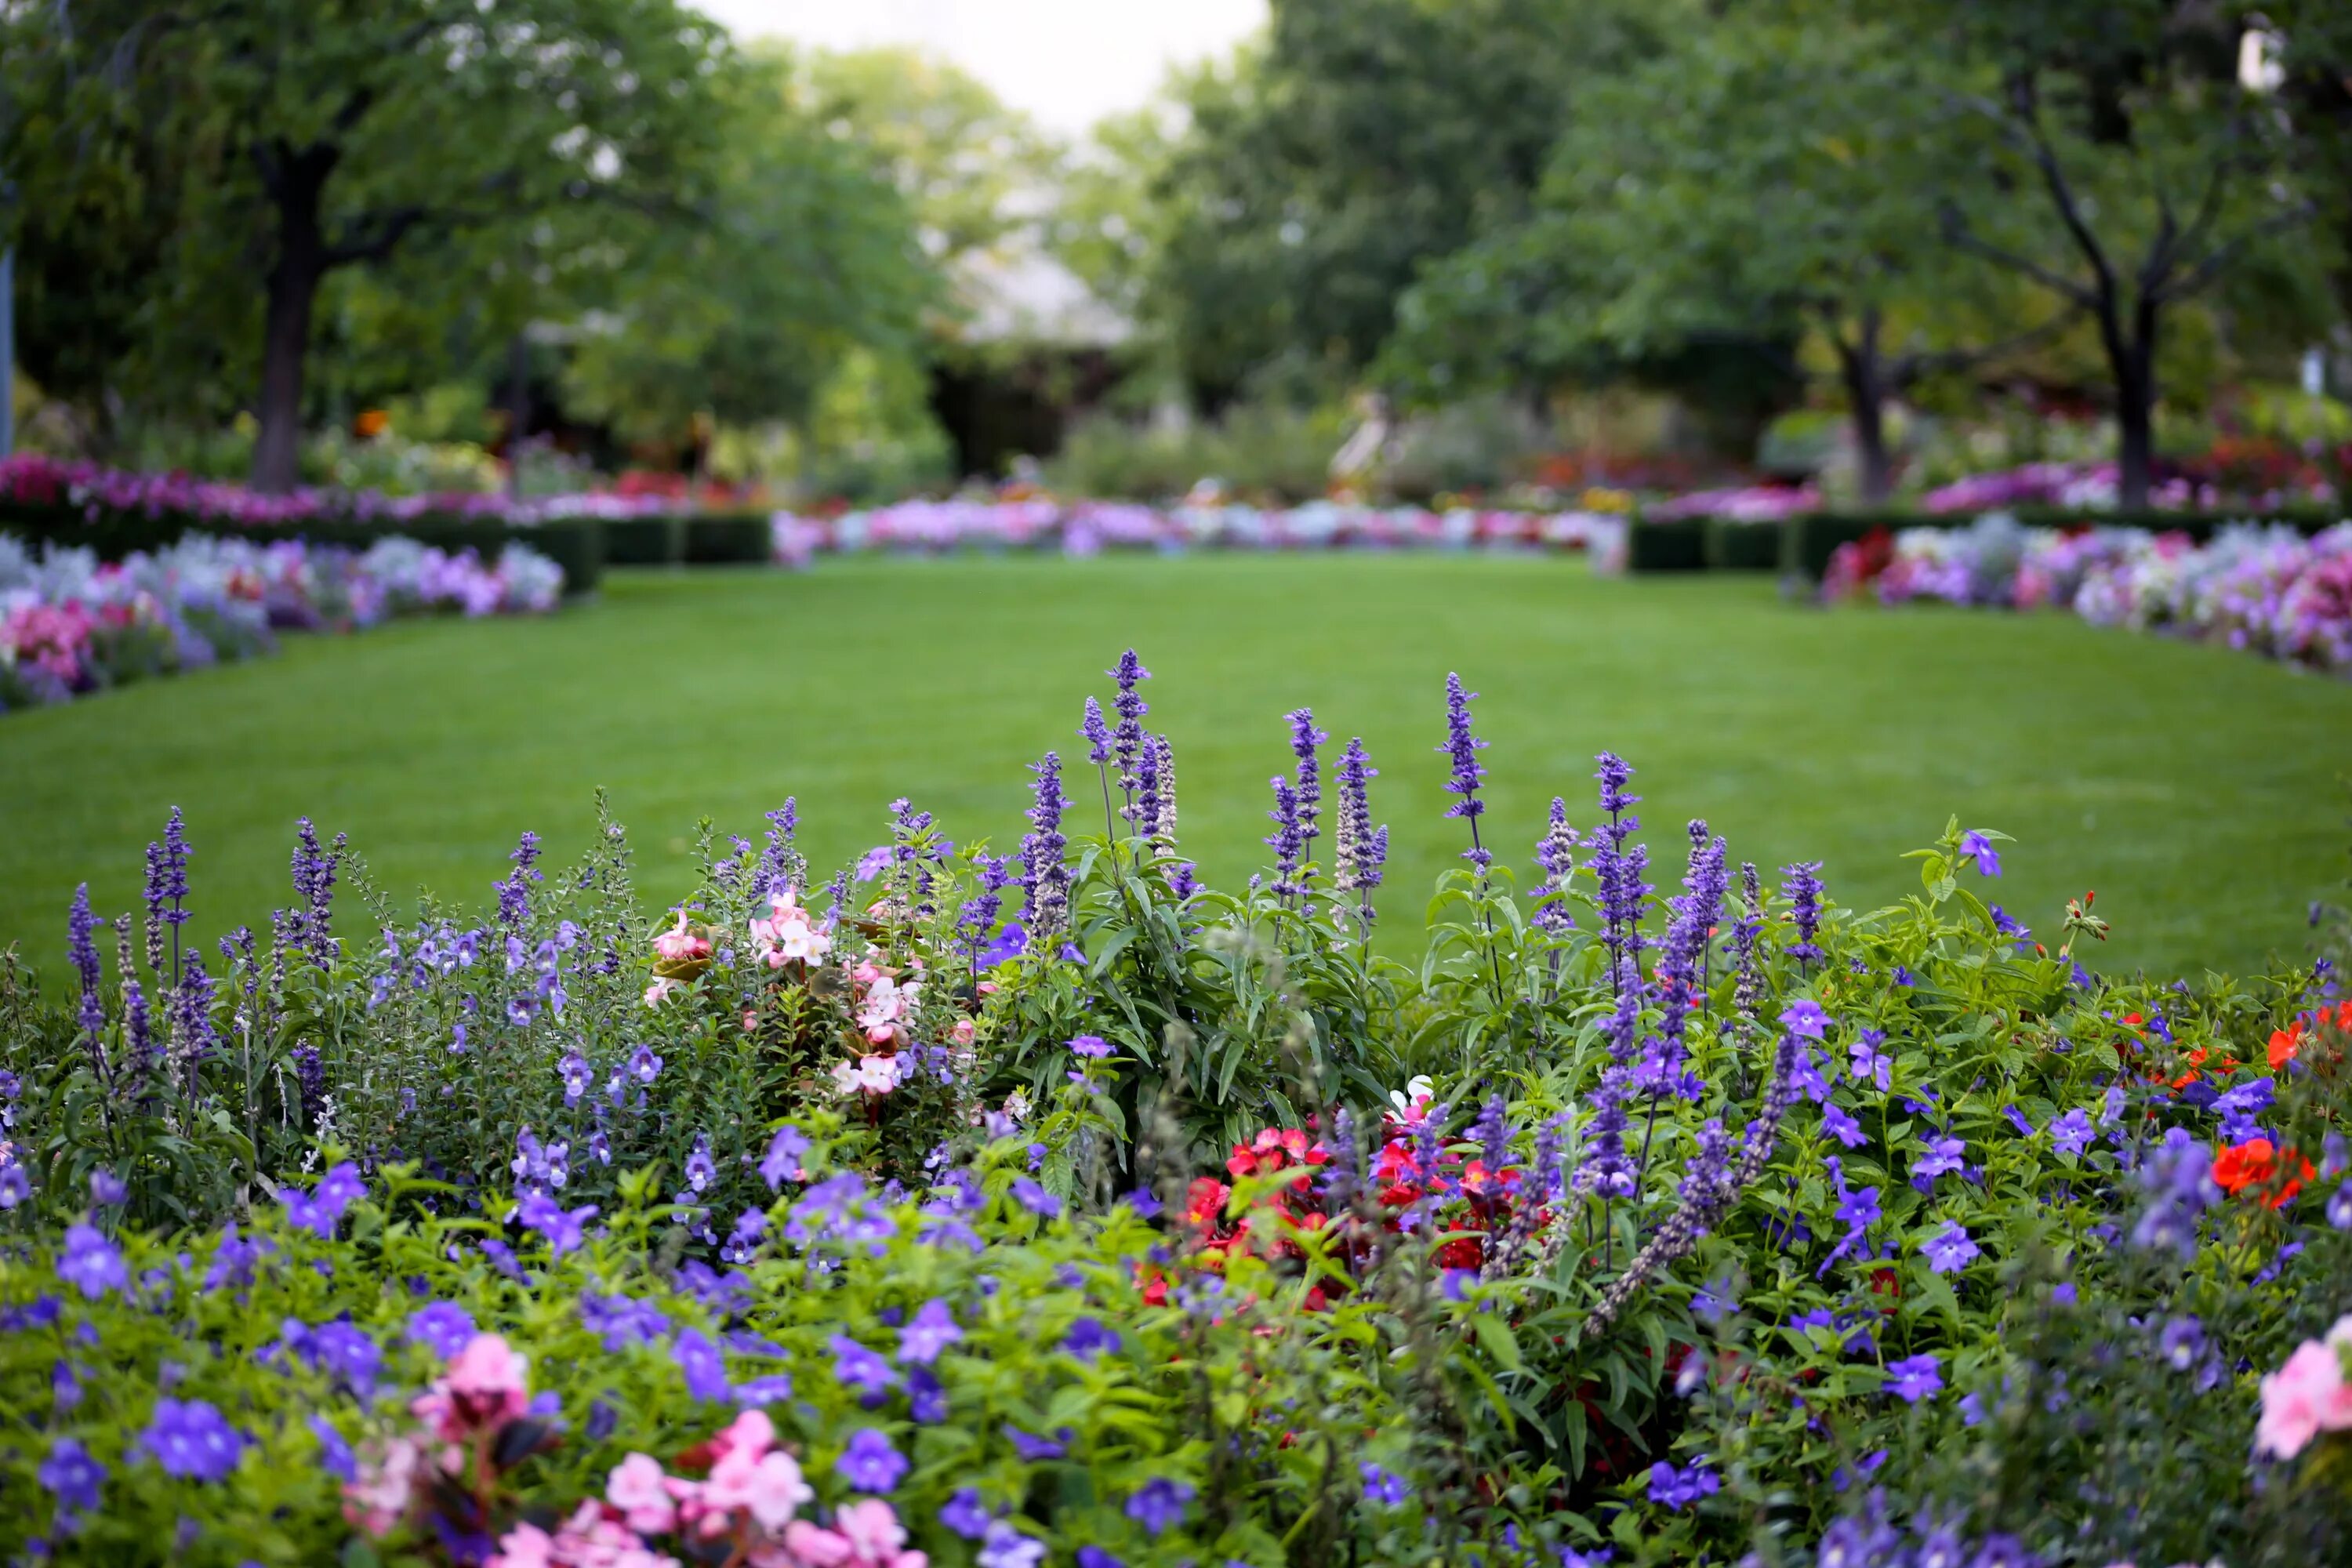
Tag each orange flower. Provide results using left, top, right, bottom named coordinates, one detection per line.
left=2212, top=1138, right=2316, bottom=1209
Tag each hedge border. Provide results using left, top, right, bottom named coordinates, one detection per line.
left=1701, top=516, right=1783, bottom=572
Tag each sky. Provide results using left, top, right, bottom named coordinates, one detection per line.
left=695, top=0, right=1267, bottom=136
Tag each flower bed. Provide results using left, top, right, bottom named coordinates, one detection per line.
left=1, top=655, right=2347, bottom=1565
left=1828, top=513, right=2352, bottom=674
left=0, top=531, right=564, bottom=710
left=768, top=499, right=1617, bottom=566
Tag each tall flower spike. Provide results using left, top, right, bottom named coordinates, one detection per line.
left=1333, top=737, right=1382, bottom=931
left=1591, top=754, right=1647, bottom=988
left=759, top=798, right=803, bottom=896
left=1148, top=734, right=1178, bottom=842
left=1534, top=799, right=1578, bottom=936
left=1109, top=651, right=1151, bottom=808
left=1439, top=673, right=1490, bottom=872
left=289, top=818, right=343, bottom=966
left=1080, top=697, right=1111, bottom=768
left=67, top=886, right=107, bottom=1071
left=1019, top=753, right=1072, bottom=951
left=1783, top=862, right=1825, bottom=966
left=1732, top=862, right=1765, bottom=1022
left=1265, top=777, right=1305, bottom=904
left=1286, top=707, right=1327, bottom=860
left=1134, top=730, right=1161, bottom=836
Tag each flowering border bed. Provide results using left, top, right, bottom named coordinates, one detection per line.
left=0, top=651, right=2347, bottom=1565
left=1827, top=513, right=2352, bottom=675
left=0, top=530, right=564, bottom=711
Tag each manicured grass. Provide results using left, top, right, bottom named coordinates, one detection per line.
left=1, top=555, right=2343, bottom=978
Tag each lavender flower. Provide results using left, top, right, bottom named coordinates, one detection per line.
left=1439, top=673, right=1490, bottom=871
left=839, top=1428, right=909, bottom=1491
left=1018, top=752, right=1072, bottom=950
left=1265, top=776, right=1305, bottom=902
left=290, top=1043, right=326, bottom=1127
left=1134, top=728, right=1163, bottom=836
left=1287, top=706, right=1326, bottom=853
left=1147, top=733, right=1177, bottom=840
left=494, top=830, right=543, bottom=927
left=1886, top=1353, right=1943, bottom=1403
left=1109, top=650, right=1151, bottom=801
left=67, top=885, right=107, bottom=1070
left=1125, top=1477, right=1195, bottom=1537
left=1080, top=697, right=1112, bottom=768
left=289, top=818, right=343, bottom=964
left=140, top=1398, right=245, bottom=1482
left=145, top=808, right=191, bottom=980
left=757, top=798, right=802, bottom=895
left=39, top=1436, right=107, bottom=1515
left=1921, top=1222, right=1979, bottom=1273
left=1332, top=737, right=1384, bottom=931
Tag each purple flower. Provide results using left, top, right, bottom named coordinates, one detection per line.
left=56, top=1224, right=127, bottom=1299
left=140, top=1398, right=245, bottom=1482
left=1533, top=798, right=1579, bottom=935
left=1019, top=753, right=1073, bottom=948
left=89, top=1168, right=127, bottom=1208
left=1438, top=673, right=1490, bottom=869
left=1779, top=1000, right=1829, bottom=1040
left=1782, top=862, right=1824, bottom=964
left=1010, top=1177, right=1062, bottom=1218
left=1958, top=830, right=2002, bottom=877
left=517, top=1193, right=597, bottom=1256
left=1080, top=697, right=1112, bottom=768
left=1006, top=1424, right=1071, bottom=1461
left=560, top=1051, right=590, bottom=1107
left=899, top=1299, right=961, bottom=1363
left=1286, top=706, right=1326, bottom=851
left=906, top=1363, right=948, bottom=1422
left=2330, top=1180, right=2352, bottom=1231
left=942, top=1487, right=997, bottom=1539
left=837, top=1428, right=907, bottom=1491
left=1912, top=1134, right=1964, bottom=1189
left=2049, top=1108, right=2093, bottom=1156
left=831, top=1334, right=900, bottom=1397
left=1921, top=1222, right=1980, bottom=1273
left=1359, top=1462, right=1409, bottom=1506
left=406, top=1302, right=477, bottom=1359
left=38, top=1436, right=105, bottom=1514
left=1124, top=1476, right=1195, bottom=1537
left=978, top=1520, right=1047, bottom=1568
left=1063, top=1316, right=1120, bottom=1360
left=1265, top=775, right=1305, bottom=900
left=760, top=1124, right=810, bottom=1190
left=1069, top=1034, right=1112, bottom=1059
left=1886, top=1353, right=1943, bottom=1403
left=1820, top=1105, right=1867, bottom=1149
left=1333, top=738, right=1385, bottom=930
left=1646, top=1457, right=1719, bottom=1510
left=675, top=1328, right=733, bottom=1403
left=684, top=1132, right=716, bottom=1195
left=2158, top=1315, right=2207, bottom=1371
left=1847, top=1030, right=1891, bottom=1091
left=1076, top=1548, right=1127, bottom=1568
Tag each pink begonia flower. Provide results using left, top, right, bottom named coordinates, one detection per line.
left=608, top=1451, right=681, bottom=1534
left=412, top=1334, right=531, bottom=1440
left=782, top=1520, right=858, bottom=1566
left=837, top=1497, right=909, bottom=1559
left=702, top=1447, right=815, bottom=1532
left=343, top=1435, right=423, bottom=1537
left=950, top=1018, right=976, bottom=1047
left=653, top=910, right=710, bottom=963
left=714, top=1409, right=775, bottom=1458
left=2254, top=1337, right=2352, bottom=1459
left=644, top=978, right=676, bottom=1007
left=487, top=1521, right=555, bottom=1568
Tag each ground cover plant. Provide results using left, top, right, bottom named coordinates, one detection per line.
left=0, top=557, right=2345, bottom=980
left=0, top=649, right=2348, bottom=1566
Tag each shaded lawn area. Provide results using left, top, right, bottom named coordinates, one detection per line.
left=1, top=554, right=2344, bottom=979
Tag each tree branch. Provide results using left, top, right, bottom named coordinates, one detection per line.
left=321, top=205, right=430, bottom=268
left=2152, top=198, right=2319, bottom=305
left=1889, top=306, right=2080, bottom=390
left=1936, top=200, right=2096, bottom=308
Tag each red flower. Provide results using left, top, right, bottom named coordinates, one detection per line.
left=2212, top=1138, right=2315, bottom=1209
left=1185, top=1177, right=1232, bottom=1229
left=2270, top=1022, right=2305, bottom=1072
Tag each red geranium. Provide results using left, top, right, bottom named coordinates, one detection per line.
left=2212, top=1138, right=2315, bottom=1209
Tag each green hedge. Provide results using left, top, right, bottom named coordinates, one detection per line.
left=1626, top=517, right=1708, bottom=572
left=603, top=515, right=684, bottom=568
left=1702, top=516, right=1784, bottom=572
left=682, top=513, right=773, bottom=565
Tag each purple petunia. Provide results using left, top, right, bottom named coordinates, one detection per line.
left=1359, top=1462, right=1409, bottom=1506
left=140, top=1398, right=246, bottom=1482
left=1063, top=1316, right=1120, bottom=1360
left=1647, top=1457, right=1719, bottom=1510
left=1069, top=1033, right=1112, bottom=1058
left=1124, top=1476, right=1195, bottom=1537
left=1009, top=1177, right=1062, bottom=1218
left=942, top=1486, right=997, bottom=1540
left=1820, top=1105, right=1867, bottom=1149
left=1779, top=1000, right=1830, bottom=1041
left=1958, top=830, right=2002, bottom=877
left=837, top=1428, right=908, bottom=1492
left=56, top=1224, right=127, bottom=1300
left=517, top=1192, right=598, bottom=1257
left=899, top=1299, right=961, bottom=1364
left=38, top=1436, right=106, bottom=1513
left=675, top=1328, right=732, bottom=1403
left=1886, top=1352, right=1943, bottom=1403
left=831, top=1334, right=899, bottom=1397
left=760, top=1123, right=810, bottom=1190
left=1921, top=1222, right=1980, bottom=1273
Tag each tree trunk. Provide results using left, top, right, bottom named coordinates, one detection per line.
left=505, top=329, right=531, bottom=500
left=251, top=151, right=333, bottom=495
left=1836, top=311, right=1893, bottom=506
left=2114, top=297, right=2159, bottom=513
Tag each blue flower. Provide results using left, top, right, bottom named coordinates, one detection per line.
left=56, top=1225, right=127, bottom=1299
left=837, top=1428, right=908, bottom=1492
left=1958, top=830, right=2002, bottom=877
left=1921, top=1223, right=1980, bottom=1274
left=1063, top=1316, right=1120, bottom=1360
left=899, top=1299, right=962, bottom=1363
left=673, top=1328, right=732, bottom=1403
left=942, top=1486, right=996, bottom=1540
left=1886, top=1352, right=1943, bottom=1403
left=1124, top=1476, right=1195, bottom=1536
left=1646, top=1457, right=1719, bottom=1510
left=38, top=1436, right=105, bottom=1513
left=1359, top=1462, right=1409, bottom=1506
left=140, top=1398, right=245, bottom=1482
left=1779, top=1000, right=1830, bottom=1041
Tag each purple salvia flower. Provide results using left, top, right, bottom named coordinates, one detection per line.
left=758, top=798, right=802, bottom=894
left=1783, top=861, right=1825, bottom=965
left=1108, top=649, right=1151, bottom=805
left=1019, top=752, right=1072, bottom=949
left=67, top=884, right=107, bottom=1072
left=1731, top=862, right=1764, bottom=1019
left=290, top=1044, right=326, bottom=1127
left=1591, top=755, right=1647, bottom=989
left=1439, top=673, right=1491, bottom=871
left=1134, top=728, right=1162, bottom=836
left=1080, top=696, right=1111, bottom=765
left=1287, top=707, right=1327, bottom=858
left=1265, top=776, right=1305, bottom=904
left=1332, top=738, right=1384, bottom=932
left=289, top=818, right=343, bottom=964
left=495, top=831, right=543, bottom=927
left=958, top=853, right=1014, bottom=975
left=1148, top=733, right=1177, bottom=841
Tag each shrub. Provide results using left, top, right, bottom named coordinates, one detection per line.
left=0, top=655, right=2347, bottom=1565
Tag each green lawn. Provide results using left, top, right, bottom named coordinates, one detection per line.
left=2, top=555, right=2344, bottom=978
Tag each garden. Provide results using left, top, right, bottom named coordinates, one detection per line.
left=8, top=0, right=2352, bottom=1563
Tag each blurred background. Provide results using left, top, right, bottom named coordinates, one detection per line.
left=2, top=0, right=2349, bottom=514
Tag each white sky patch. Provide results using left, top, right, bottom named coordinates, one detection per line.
left=694, top=0, right=1266, bottom=135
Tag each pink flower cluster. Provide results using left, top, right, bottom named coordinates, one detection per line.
left=1644, top=484, right=1821, bottom=523
left=1919, top=461, right=2223, bottom=515
left=347, top=1334, right=537, bottom=1537
left=2254, top=1316, right=2352, bottom=1461
left=490, top=1412, right=924, bottom=1568
left=769, top=500, right=1610, bottom=568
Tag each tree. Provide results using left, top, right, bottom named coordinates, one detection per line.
left=9, top=0, right=732, bottom=491
left=1391, top=9, right=2066, bottom=502
left=1143, top=0, right=1667, bottom=408
left=1912, top=0, right=2323, bottom=507
left=558, top=49, right=936, bottom=449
